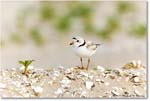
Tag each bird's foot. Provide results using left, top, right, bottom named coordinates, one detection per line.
left=85, top=67, right=88, bottom=71
left=76, top=66, right=84, bottom=69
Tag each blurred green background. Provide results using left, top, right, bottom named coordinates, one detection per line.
left=0, top=1, right=146, bottom=68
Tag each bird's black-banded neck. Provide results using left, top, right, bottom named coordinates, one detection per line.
left=78, top=40, right=86, bottom=47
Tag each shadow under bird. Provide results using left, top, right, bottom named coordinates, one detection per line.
left=69, top=36, right=101, bottom=70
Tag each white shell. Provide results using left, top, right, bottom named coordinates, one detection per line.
left=48, top=81, right=53, bottom=85
left=80, top=90, right=87, bottom=97
left=97, top=65, right=105, bottom=72
left=96, top=79, right=101, bottom=82
left=134, top=77, right=140, bottom=83
left=132, top=60, right=137, bottom=67
left=60, top=77, right=71, bottom=85
left=111, top=90, right=120, bottom=96
left=58, top=65, right=64, bottom=69
left=65, top=69, right=72, bottom=74
left=53, top=71, right=60, bottom=77
left=85, top=81, right=94, bottom=90
left=80, top=72, right=89, bottom=77
left=0, top=83, right=6, bottom=88
left=134, top=90, right=141, bottom=96
left=88, top=75, right=93, bottom=80
left=105, top=82, right=110, bottom=86
left=55, top=88, right=63, bottom=95
left=32, top=86, right=43, bottom=94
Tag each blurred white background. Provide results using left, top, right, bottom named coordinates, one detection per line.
left=0, top=1, right=146, bottom=69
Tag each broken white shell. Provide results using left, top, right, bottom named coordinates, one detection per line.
left=111, top=90, right=120, bottom=96
left=80, top=72, right=89, bottom=77
left=85, top=81, right=94, bottom=90
left=60, top=77, right=71, bottom=85
left=32, top=86, right=43, bottom=94
left=97, top=65, right=105, bottom=72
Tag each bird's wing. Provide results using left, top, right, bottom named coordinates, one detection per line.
left=86, top=41, right=99, bottom=51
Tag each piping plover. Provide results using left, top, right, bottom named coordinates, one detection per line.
left=69, top=37, right=101, bottom=70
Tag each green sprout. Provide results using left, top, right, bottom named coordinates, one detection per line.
left=19, top=60, right=34, bottom=75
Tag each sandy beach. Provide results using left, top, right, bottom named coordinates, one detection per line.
left=0, top=61, right=147, bottom=98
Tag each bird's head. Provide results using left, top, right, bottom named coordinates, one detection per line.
left=69, top=37, right=85, bottom=47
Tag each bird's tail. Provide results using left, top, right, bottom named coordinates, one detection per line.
left=95, top=44, right=102, bottom=46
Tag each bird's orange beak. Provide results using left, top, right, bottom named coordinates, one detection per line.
left=69, top=41, right=74, bottom=45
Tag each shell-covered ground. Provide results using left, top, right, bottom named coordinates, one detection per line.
left=0, top=61, right=147, bottom=98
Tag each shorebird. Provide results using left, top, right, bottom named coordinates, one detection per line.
left=69, top=37, right=101, bottom=70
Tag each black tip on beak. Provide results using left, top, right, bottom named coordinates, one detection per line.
left=69, top=41, right=74, bottom=45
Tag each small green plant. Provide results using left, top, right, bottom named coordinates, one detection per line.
left=19, top=60, right=34, bottom=75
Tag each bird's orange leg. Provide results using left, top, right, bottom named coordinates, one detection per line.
left=80, top=57, right=84, bottom=69
left=86, top=58, right=90, bottom=70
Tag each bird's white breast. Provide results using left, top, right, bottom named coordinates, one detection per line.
left=73, top=46, right=96, bottom=58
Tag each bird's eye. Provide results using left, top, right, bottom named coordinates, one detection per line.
left=77, top=40, right=79, bottom=42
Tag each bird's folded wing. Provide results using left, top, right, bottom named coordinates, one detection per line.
left=86, top=41, right=97, bottom=51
